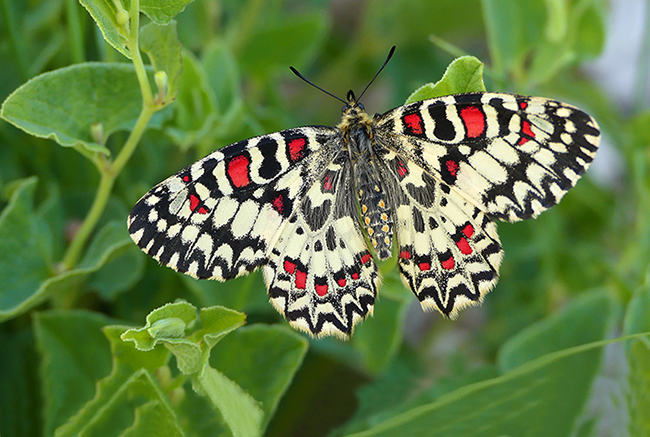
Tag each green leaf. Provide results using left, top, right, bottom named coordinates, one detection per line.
left=210, top=325, right=308, bottom=430
left=345, top=338, right=620, bottom=437
left=195, top=365, right=264, bottom=437
left=104, top=325, right=170, bottom=372
left=345, top=291, right=620, bottom=436
left=0, top=329, right=42, bottom=437
left=87, top=244, right=145, bottom=300
left=498, top=290, right=618, bottom=371
left=1, top=63, right=169, bottom=155
left=191, top=305, right=247, bottom=350
left=140, top=21, right=183, bottom=101
left=55, top=368, right=183, bottom=437
left=481, top=0, right=546, bottom=77
left=78, top=0, right=131, bottom=58
left=139, top=0, right=196, bottom=25
left=628, top=338, right=650, bottom=437
left=0, top=177, right=53, bottom=319
left=0, top=215, right=134, bottom=322
left=165, top=49, right=218, bottom=150
left=121, top=302, right=196, bottom=345
left=33, top=310, right=115, bottom=436
left=202, top=40, right=241, bottom=113
left=405, top=56, right=486, bottom=104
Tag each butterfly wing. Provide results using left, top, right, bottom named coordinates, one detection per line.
left=377, top=93, right=600, bottom=222
left=374, top=92, right=599, bottom=315
left=128, top=126, right=340, bottom=281
left=264, top=150, right=378, bottom=338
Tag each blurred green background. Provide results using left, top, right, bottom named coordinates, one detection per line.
left=1, top=0, right=650, bottom=436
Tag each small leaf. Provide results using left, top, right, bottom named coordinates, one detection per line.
left=104, top=325, right=169, bottom=372
left=140, top=21, right=183, bottom=101
left=203, top=40, right=241, bottom=113
left=165, top=50, right=217, bottom=150
left=405, top=56, right=486, bottom=104
left=1, top=63, right=170, bottom=155
left=121, top=301, right=197, bottom=350
left=140, top=0, right=196, bottom=25
left=78, top=0, right=131, bottom=58
left=191, top=305, right=246, bottom=350
left=195, top=365, right=264, bottom=437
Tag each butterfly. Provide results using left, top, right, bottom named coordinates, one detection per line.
left=128, top=47, right=600, bottom=338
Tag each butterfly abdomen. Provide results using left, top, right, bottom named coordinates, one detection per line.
left=347, top=124, right=395, bottom=260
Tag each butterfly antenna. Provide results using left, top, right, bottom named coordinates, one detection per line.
left=289, top=66, right=347, bottom=105
left=356, top=46, right=396, bottom=102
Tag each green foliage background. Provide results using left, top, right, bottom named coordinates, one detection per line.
left=1, top=0, right=649, bottom=436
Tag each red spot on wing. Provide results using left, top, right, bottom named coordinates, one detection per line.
left=418, top=262, right=431, bottom=271
left=352, top=272, right=360, bottom=280
left=459, top=106, right=486, bottom=138
left=404, top=113, right=424, bottom=135
left=518, top=120, right=535, bottom=145
left=399, top=250, right=411, bottom=259
left=397, top=161, right=408, bottom=178
left=361, top=253, right=372, bottom=264
left=522, top=120, right=535, bottom=138
left=288, top=138, right=306, bottom=162
left=283, top=260, right=296, bottom=274
left=295, top=270, right=307, bottom=289
left=462, top=224, right=474, bottom=238
left=441, top=256, right=455, bottom=270
left=315, top=283, right=328, bottom=296
left=197, top=207, right=208, bottom=214
left=189, top=194, right=200, bottom=211
left=456, top=237, right=472, bottom=255
left=183, top=175, right=190, bottom=182
left=519, top=101, right=528, bottom=109
left=227, top=155, right=251, bottom=188
left=446, top=160, right=459, bottom=177
left=323, top=174, right=333, bottom=191
left=337, top=278, right=346, bottom=287
left=271, top=195, right=284, bottom=214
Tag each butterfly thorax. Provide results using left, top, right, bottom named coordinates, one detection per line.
left=338, top=93, right=394, bottom=260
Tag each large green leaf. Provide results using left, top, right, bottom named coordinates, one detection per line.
left=1, top=63, right=169, bottom=155
left=33, top=310, right=115, bottom=436
left=209, top=325, right=309, bottom=431
left=346, top=291, right=620, bottom=436
left=0, top=178, right=53, bottom=318
left=0, top=195, right=135, bottom=322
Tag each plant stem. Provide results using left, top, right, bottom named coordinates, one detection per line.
left=61, top=0, right=160, bottom=269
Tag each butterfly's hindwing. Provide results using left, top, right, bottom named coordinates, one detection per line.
left=381, top=153, right=503, bottom=315
left=128, top=126, right=338, bottom=280
left=264, top=150, right=378, bottom=338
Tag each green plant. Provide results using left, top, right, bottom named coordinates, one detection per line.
left=1, top=1, right=649, bottom=436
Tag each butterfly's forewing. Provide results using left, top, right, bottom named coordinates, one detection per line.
left=128, top=126, right=340, bottom=281
left=376, top=93, right=600, bottom=222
